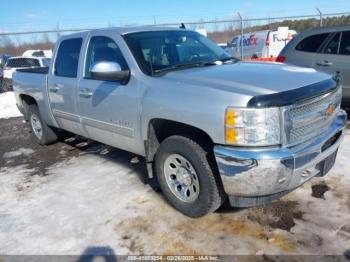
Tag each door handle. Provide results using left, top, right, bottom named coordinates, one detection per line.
left=54, top=83, right=64, bottom=88
left=49, top=83, right=63, bottom=93
left=49, top=86, right=60, bottom=93
left=316, top=61, right=333, bottom=67
left=79, top=88, right=94, bottom=98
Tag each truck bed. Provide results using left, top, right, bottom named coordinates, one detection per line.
left=13, top=68, right=48, bottom=96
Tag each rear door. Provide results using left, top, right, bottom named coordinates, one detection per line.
left=314, top=31, right=350, bottom=93
left=48, top=37, right=84, bottom=135
left=287, top=32, right=331, bottom=67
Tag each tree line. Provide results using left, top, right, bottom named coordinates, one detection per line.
left=0, top=15, right=349, bottom=55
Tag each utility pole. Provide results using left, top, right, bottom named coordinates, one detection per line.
left=316, top=8, right=323, bottom=27
left=237, top=12, right=244, bottom=60
left=56, top=21, right=60, bottom=40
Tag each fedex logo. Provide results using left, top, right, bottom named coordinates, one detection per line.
left=272, top=33, right=293, bottom=44
left=241, top=34, right=258, bottom=47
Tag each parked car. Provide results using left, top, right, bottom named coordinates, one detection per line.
left=0, top=55, right=12, bottom=92
left=227, top=27, right=297, bottom=59
left=0, top=54, right=11, bottom=67
left=0, top=54, right=11, bottom=77
left=2, top=56, right=51, bottom=91
left=277, top=25, right=350, bottom=107
left=12, top=27, right=347, bottom=217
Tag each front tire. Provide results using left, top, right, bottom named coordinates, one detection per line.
left=155, top=135, right=226, bottom=217
left=28, top=104, right=58, bottom=145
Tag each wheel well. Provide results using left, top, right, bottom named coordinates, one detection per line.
left=145, top=119, right=214, bottom=163
left=19, top=94, right=37, bottom=120
left=20, top=94, right=37, bottom=105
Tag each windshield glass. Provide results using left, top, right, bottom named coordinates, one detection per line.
left=123, top=30, right=233, bottom=75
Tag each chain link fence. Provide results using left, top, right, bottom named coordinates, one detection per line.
left=1, top=11, right=350, bottom=92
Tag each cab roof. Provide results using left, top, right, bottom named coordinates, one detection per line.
left=63, top=26, right=186, bottom=39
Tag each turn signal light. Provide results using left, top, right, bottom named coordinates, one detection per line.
left=225, top=110, right=237, bottom=126
left=225, top=128, right=238, bottom=144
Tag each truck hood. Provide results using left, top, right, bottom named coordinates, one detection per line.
left=162, top=61, right=332, bottom=97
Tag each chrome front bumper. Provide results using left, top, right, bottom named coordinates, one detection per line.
left=214, top=110, right=347, bottom=207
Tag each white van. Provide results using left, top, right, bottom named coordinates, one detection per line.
left=22, top=49, right=53, bottom=58
left=227, top=27, right=297, bottom=59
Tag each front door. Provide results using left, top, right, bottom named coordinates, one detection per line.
left=77, top=34, right=142, bottom=153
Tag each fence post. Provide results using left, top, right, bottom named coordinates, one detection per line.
left=316, top=8, right=323, bottom=26
left=237, top=12, right=243, bottom=60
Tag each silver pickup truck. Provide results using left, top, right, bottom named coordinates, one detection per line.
left=13, top=26, right=347, bottom=217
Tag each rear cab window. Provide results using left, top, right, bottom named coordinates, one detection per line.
left=54, top=38, right=83, bottom=78
left=6, top=58, right=40, bottom=68
left=295, top=33, right=330, bottom=52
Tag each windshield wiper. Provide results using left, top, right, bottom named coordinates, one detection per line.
left=154, top=61, right=217, bottom=75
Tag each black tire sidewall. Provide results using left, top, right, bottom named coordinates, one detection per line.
left=155, top=136, right=222, bottom=217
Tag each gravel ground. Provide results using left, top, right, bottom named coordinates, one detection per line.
left=0, top=116, right=349, bottom=258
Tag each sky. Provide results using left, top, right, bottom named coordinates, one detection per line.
left=0, top=0, right=349, bottom=33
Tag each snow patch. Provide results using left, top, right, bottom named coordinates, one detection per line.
left=3, top=148, right=35, bottom=158
left=0, top=165, right=36, bottom=201
left=0, top=92, right=22, bottom=119
left=332, top=133, right=350, bottom=181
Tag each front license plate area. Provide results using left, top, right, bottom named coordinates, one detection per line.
left=316, top=150, right=338, bottom=176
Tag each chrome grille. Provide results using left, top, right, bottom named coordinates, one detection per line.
left=283, top=88, right=342, bottom=146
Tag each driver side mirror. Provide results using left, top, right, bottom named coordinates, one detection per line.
left=90, top=61, right=130, bottom=83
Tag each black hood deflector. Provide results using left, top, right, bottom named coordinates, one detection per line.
left=247, top=76, right=340, bottom=108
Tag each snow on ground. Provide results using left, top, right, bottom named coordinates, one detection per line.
left=0, top=134, right=349, bottom=255
left=332, top=127, right=350, bottom=181
left=3, top=148, right=34, bottom=159
left=0, top=92, right=22, bottom=119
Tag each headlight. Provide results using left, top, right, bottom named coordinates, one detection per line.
left=225, top=107, right=281, bottom=146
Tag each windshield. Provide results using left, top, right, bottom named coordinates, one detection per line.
left=123, top=30, right=233, bottom=76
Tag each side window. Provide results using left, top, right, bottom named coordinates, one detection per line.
left=85, top=36, right=128, bottom=78
left=295, top=33, right=330, bottom=52
left=323, top=33, right=341, bottom=54
left=54, top=38, right=82, bottom=78
left=339, top=31, right=350, bottom=55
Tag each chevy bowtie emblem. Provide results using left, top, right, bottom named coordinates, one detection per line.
left=326, top=104, right=336, bottom=116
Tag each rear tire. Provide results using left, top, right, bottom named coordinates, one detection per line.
left=28, top=104, right=58, bottom=145
left=155, top=135, right=226, bottom=217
